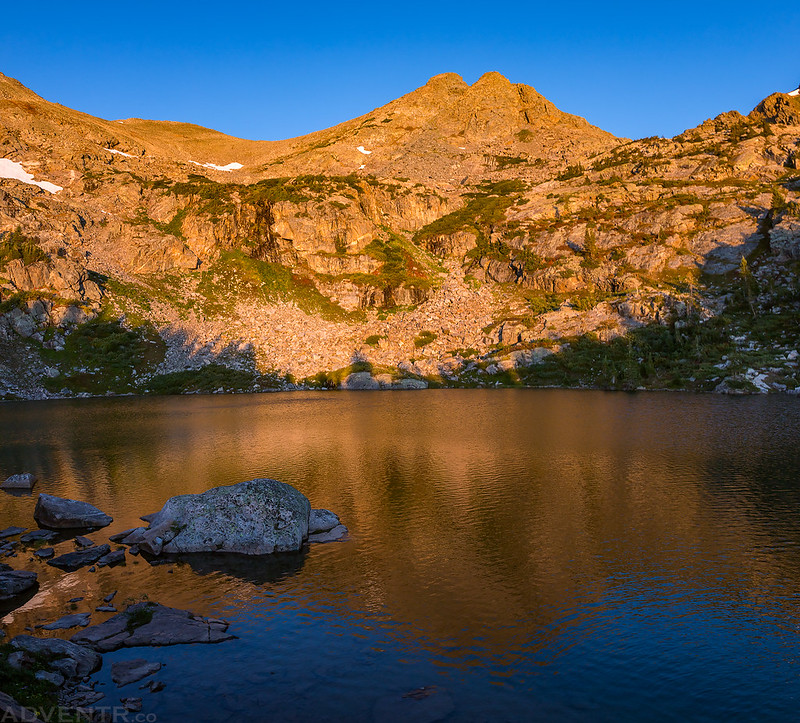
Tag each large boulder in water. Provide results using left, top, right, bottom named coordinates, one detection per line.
left=138, top=479, right=311, bottom=555
left=34, top=494, right=112, bottom=529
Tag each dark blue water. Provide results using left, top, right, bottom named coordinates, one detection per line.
left=1, top=390, right=799, bottom=721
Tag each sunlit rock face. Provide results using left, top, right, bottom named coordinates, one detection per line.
left=1, top=71, right=800, bottom=397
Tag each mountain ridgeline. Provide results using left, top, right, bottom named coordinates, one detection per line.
left=0, top=71, right=799, bottom=398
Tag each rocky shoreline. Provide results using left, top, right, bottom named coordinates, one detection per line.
left=0, top=476, right=347, bottom=721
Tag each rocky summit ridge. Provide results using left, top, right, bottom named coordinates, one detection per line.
left=0, top=71, right=799, bottom=398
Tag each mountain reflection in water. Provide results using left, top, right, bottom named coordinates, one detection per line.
left=1, top=390, right=799, bottom=721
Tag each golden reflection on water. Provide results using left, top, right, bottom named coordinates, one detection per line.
left=1, top=390, right=799, bottom=660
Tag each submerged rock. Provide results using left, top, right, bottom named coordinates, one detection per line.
left=1, top=473, right=37, bottom=491
left=71, top=602, right=236, bottom=652
left=0, top=568, right=37, bottom=601
left=41, top=612, right=91, bottom=630
left=112, top=659, right=162, bottom=687
left=308, top=524, right=349, bottom=543
left=34, top=493, right=112, bottom=529
left=137, top=479, right=311, bottom=556
left=20, top=529, right=57, bottom=542
left=373, top=685, right=455, bottom=723
left=0, top=526, right=25, bottom=539
left=47, top=544, right=111, bottom=571
left=121, top=697, right=142, bottom=712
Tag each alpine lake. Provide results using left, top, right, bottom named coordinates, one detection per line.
left=1, top=389, right=799, bottom=722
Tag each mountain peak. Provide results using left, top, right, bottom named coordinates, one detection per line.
left=473, top=71, right=512, bottom=88
left=424, top=72, right=467, bottom=89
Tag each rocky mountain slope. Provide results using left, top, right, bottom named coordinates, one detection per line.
left=1, top=71, right=799, bottom=398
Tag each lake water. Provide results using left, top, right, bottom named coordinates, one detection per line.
left=1, top=390, right=799, bottom=721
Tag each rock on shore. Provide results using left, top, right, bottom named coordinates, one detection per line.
left=10, top=635, right=102, bottom=678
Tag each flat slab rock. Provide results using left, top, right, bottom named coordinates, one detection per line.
left=71, top=602, right=236, bottom=652
left=41, top=612, right=91, bottom=630
left=0, top=526, right=25, bottom=539
left=20, top=529, right=57, bottom=542
left=112, top=659, right=162, bottom=687
left=34, top=493, right=112, bottom=529
left=1, top=473, right=37, bottom=491
left=109, top=528, right=138, bottom=542
left=47, top=544, right=111, bottom=571
left=10, top=634, right=101, bottom=678
left=97, top=548, right=126, bottom=567
left=308, top=524, right=348, bottom=543
left=0, top=568, right=37, bottom=601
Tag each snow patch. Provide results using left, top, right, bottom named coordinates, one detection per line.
left=189, top=160, right=243, bottom=172
left=359, top=164, right=366, bottom=170
left=789, top=88, right=800, bottom=97
left=105, top=148, right=136, bottom=158
left=0, top=158, right=62, bottom=194
left=356, top=146, right=372, bottom=155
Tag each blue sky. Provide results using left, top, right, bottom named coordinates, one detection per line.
left=2, top=1, right=798, bottom=142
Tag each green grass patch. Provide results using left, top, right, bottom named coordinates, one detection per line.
left=517, top=315, right=734, bottom=391
left=42, top=319, right=165, bottom=394
left=197, top=250, right=360, bottom=321
left=163, top=174, right=366, bottom=217
left=414, top=330, right=438, bottom=348
left=0, top=227, right=47, bottom=270
left=0, top=643, right=70, bottom=718
left=145, top=364, right=271, bottom=395
left=413, top=179, right=527, bottom=248
left=126, top=603, right=155, bottom=632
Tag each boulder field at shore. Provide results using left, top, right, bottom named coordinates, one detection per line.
left=0, top=477, right=348, bottom=719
